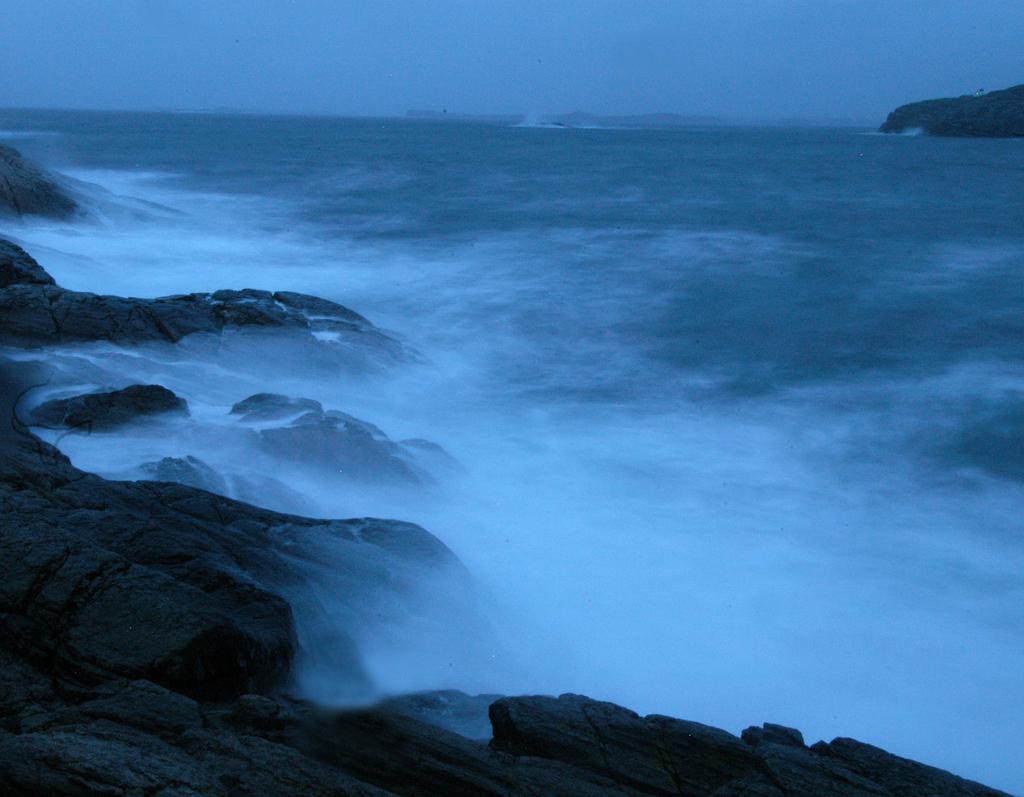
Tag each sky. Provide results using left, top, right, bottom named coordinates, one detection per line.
left=1, top=0, right=1022, bottom=122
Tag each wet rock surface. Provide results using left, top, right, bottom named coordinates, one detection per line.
left=0, top=239, right=405, bottom=370
left=0, top=239, right=56, bottom=289
left=0, top=144, right=78, bottom=218
left=231, top=392, right=448, bottom=486
left=139, top=454, right=229, bottom=493
left=29, top=384, right=188, bottom=430
left=0, top=241, right=1013, bottom=795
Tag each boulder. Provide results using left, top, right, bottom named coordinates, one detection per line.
left=29, top=384, right=188, bottom=430
left=880, top=84, right=1024, bottom=137
left=0, top=144, right=78, bottom=218
left=230, top=392, right=324, bottom=421
left=741, top=722, right=805, bottom=748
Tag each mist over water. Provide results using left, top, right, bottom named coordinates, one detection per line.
left=2, top=110, right=1023, bottom=791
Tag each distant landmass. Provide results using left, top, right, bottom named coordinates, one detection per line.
left=880, top=84, right=1024, bottom=137
left=407, top=109, right=723, bottom=128
left=407, top=110, right=878, bottom=129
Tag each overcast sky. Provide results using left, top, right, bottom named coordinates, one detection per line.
left=2, top=0, right=1021, bottom=122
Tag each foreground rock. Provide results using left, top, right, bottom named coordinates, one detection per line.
left=1, top=359, right=469, bottom=697
left=880, top=83, right=1024, bottom=137
left=0, top=144, right=78, bottom=218
left=0, top=369, right=1011, bottom=795
left=487, top=694, right=1011, bottom=797
left=29, top=383, right=188, bottom=430
left=0, top=239, right=406, bottom=370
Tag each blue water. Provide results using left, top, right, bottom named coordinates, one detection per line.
left=2, top=109, right=1023, bottom=791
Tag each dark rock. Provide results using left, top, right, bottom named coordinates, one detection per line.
left=239, top=700, right=634, bottom=797
left=0, top=518, right=293, bottom=700
left=1, top=359, right=470, bottom=706
left=741, top=722, right=805, bottom=748
left=0, top=144, right=78, bottom=218
left=751, top=740, right=889, bottom=796
left=0, top=239, right=404, bottom=368
left=230, top=392, right=324, bottom=421
left=29, top=384, right=188, bottom=430
left=140, top=455, right=229, bottom=494
left=0, top=681, right=391, bottom=797
left=490, top=693, right=762, bottom=796
left=260, top=412, right=420, bottom=484
left=815, top=737, right=1011, bottom=797
left=0, top=240, right=55, bottom=289
left=232, top=393, right=424, bottom=484
left=880, top=84, right=1024, bottom=137
left=378, top=690, right=504, bottom=740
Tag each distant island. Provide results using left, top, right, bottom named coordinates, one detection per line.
left=880, top=83, right=1024, bottom=137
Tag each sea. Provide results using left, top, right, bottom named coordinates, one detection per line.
left=1, top=109, right=1022, bottom=791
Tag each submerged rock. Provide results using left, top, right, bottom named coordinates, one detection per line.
left=0, top=144, right=78, bottom=218
left=880, top=84, right=1024, bottom=137
left=230, top=391, right=325, bottom=421
left=378, top=689, right=504, bottom=740
left=233, top=392, right=427, bottom=485
left=29, top=383, right=189, bottom=430
left=140, top=454, right=229, bottom=493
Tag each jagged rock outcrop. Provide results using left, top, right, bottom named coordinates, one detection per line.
left=29, top=384, right=188, bottom=430
left=0, top=144, right=78, bottom=218
left=880, top=84, right=1024, bottom=137
left=0, top=239, right=405, bottom=370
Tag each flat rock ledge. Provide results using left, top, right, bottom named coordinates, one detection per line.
left=0, top=239, right=405, bottom=368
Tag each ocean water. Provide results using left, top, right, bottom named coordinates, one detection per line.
left=2, top=109, right=1023, bottom=791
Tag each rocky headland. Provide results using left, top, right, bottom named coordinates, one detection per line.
left=0, top=148, right=1013, bottom=795
left=880, top=83, right=1024, bottom=137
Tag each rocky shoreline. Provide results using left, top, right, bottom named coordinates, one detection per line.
left=0, top=146, right=1013, bottom=795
